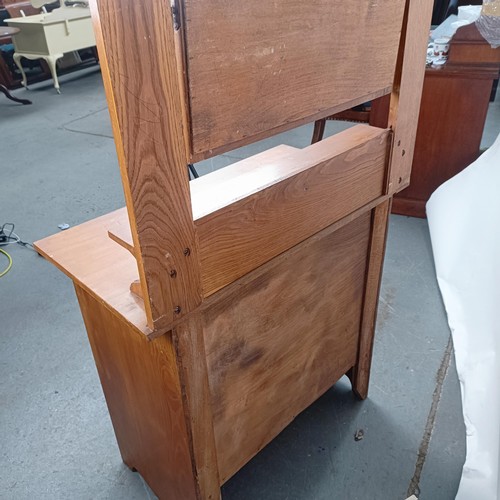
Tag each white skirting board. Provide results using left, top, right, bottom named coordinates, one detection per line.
left=427, top=133, right=500, bottom=499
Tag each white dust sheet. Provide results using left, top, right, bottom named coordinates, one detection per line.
left=427, top=133, right=500, bottom=499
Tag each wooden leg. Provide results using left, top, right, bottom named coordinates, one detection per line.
left=173, top=315, right=221, bottom=500
left=350, top=199, right=392, bottom=399
left=0, top=84, right=32, bottom=105
left=12, top=53, right=27, bottom=89
left=311, top=118, right=326, bottom=144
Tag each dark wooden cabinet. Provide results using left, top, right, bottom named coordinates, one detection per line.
left=392, top=64, right=498, bottom=218
left=392, top=24, right=500, bottom=218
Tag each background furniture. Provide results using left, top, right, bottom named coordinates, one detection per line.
left=393, top=24, right=500, bottom=217
left=0, top=0, right=50, bottom=89
left=34, top=0, right=433, bottom=498
left=0, top=25, right=30, bottom=102
left=1, top=0, right=98, bottom=90
left=0, top=82, right=30, bottom=102
left=392, top=64, right=498, bottom=217
left=6, top=6, right=95, bottom=92
left=0, top=23, right=20, bottom=88
left=3, top=0, right=40, bottom=17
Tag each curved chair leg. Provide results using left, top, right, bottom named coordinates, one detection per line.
left=311, top=118, right=326, bottom=144
left=0, top=84, right=32, bottom=105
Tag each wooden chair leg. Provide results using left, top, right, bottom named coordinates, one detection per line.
left=0, top=84, right=31, bottom=105
left=311, top=118, right=326, bottom=144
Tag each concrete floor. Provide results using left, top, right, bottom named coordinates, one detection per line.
left=1, top=67, right=497, bottom=500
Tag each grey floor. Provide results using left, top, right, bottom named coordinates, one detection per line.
left=1, top=67, right=498, bottom=500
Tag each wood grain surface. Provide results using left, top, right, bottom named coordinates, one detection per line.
left=38, top=1, right=432, bottom=497
left=106, top=126, right=390, bottom=298
left=75, top=286, right=199, bottom=500
left=108, top=217, right=136, bottom=256
left=173, top=316, right=221, bottom=499
left=90, top=0, right=202, bottom=331
left=351, top=200, right=391, bottom=399
left=34, top=210, right=149, bottom=337
left=386, top=0, right=434, bottom=194
left=196, top=126, right=390, bottom=296
left=202, top=212, right=371, bottom=482
left=108, top=145, right=299, bottom=254
left=183, top=0, right=405, bottom=158
left=190, top=145, right=299, bottom=220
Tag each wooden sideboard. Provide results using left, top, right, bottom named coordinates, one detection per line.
left=393, top=24, right=500, bottom=218
left=34, top=0, right=433, bottom=498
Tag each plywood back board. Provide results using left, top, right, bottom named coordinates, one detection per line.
left=182, top=0, right=406, bottom=158
left=203, top=210, right=372, bottom=482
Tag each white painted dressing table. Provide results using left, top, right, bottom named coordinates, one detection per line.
left=6, top=7, right=95, bottom=93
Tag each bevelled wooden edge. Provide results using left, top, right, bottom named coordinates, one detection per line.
left=448, top=23, right=500, bottom=66
left=425, top=64, right=500, bottom=80
left=108, top=218, right=135, bottom=257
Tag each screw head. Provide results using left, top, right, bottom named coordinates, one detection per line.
left=183, top=248, right=191, bottom=256
left=174, top=306, right=181, bottom=315
left=169, top=269, right=177, bottom=278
